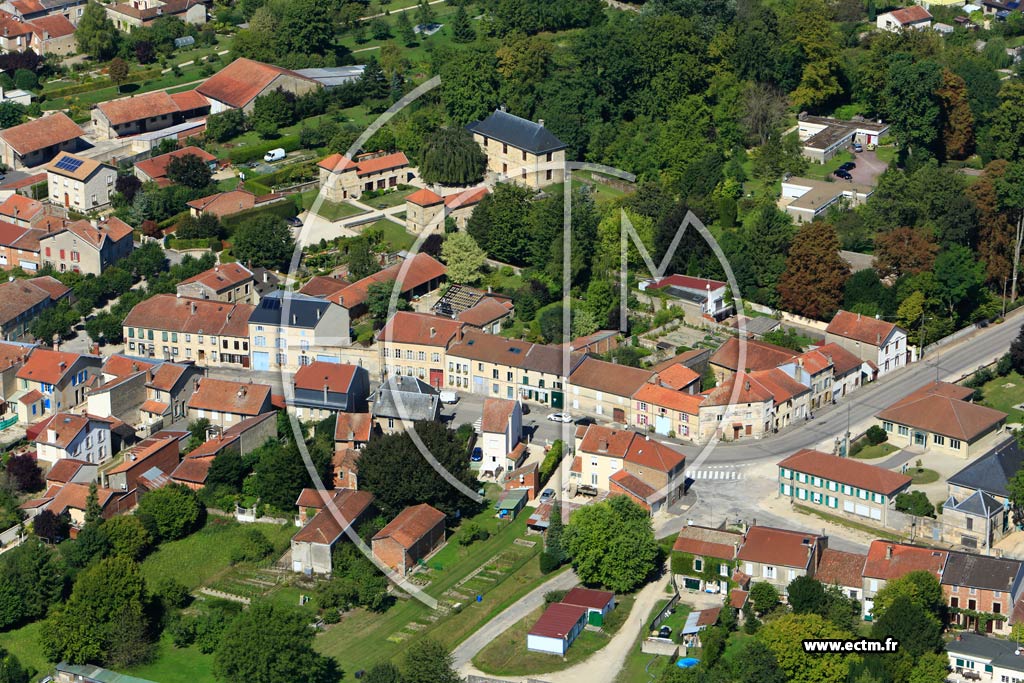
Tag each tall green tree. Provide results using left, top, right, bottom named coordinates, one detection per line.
left=883, top=58, right=942, bottom=157
left=440, top=232, right=487, bottom=284
left=990, top=80, right=1024, bottom=162
left=403, top=638, right=460, bottom=683
left=790, top=0, right=842, bottom=110
left=777, top=221, right=848, bottom=320
left=937, top=68, right=974, bottom=161
left=419, top=127, right=486, bottom=186
left=871, top=595, right=943, bottom=658
left=166, top=153, right=214, bottom=189
left=214, top=602, right=337, bottom=683
left=758, top=613, right=858, bottom=683
left=136, top=484, right=203, bottom=542
left=346, top=237, right=379, bottom=281
left=231, top=215, right=295, bottom=270
left=450, top=5, right=475, bottom=42
left=76, top=1, right=119, bottom=59
left=563, top=495, right=659, bottom=592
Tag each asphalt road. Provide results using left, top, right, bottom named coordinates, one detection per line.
left=696, top=308, right=1024, bottom=466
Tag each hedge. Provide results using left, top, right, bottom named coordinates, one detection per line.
left=226, top=135, right=302, bottom=164
left=220, top=198, right=298, bottom=230
left=167, top=237, right=222, bottom=252
left=43, top=68, right=163, bottom=99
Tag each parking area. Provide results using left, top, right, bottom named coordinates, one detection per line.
left=847, top=149, right=888, bottom=186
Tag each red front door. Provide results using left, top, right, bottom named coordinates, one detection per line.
left=429, top=369, right=443, bottom=389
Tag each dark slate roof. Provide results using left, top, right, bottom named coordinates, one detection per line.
left=945, top=490, right=1004, bottom=517
left=248, top=291, right=331, bottom=329
left=941, top=552, right=1023, bottom=591
left=947, top=437, right=1024, bottom=498
left=467, top=109, right=566, bottom=155
left=947, top=633, right=1024, bottom=673
left=371, top=375, right=439, bottom=422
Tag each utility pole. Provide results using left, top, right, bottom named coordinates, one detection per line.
left=1013, top=211, right=1024, bottom=303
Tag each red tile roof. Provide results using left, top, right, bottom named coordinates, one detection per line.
left=147, top=363, right=191, bottom=392
left=187, top=377, right=271, bottom=416
left=778, top=449, right=911, bottom=496
left=135, top=146, right=217, bottom=182
left=649, top=274, right=726, bottom=292
left=529, top=603, right=587, bottom=639
left=97, top=91, right=179, bottom=127
left=863, top=541, right=947, bottom=580
left=46, top=482, right=122, bottom=516
left=826, top=310, right=901, bottom=347
left=657, top=364, right=700, bottom=390
left=170, top=454, right=215, bottom=485
left=106, top=434, right=179, bottom=474
left=610, top=469, right=659, bottom=501
left=334, top=412, right=372, bottom=443
left=17, top=349, right=90, bottom=385
left=444, top=187, right=489, bottom=209
left=29, top=13, right=75, bottom=38
left=318, top=151, right=409, bottom=177
left=0, top=341, right=30, bottom=371
left=457, top=297, right=513, bottom=328
left=329, top=254, right=446, bottom=309
left=32, top=413, right=91, bottom=449
left=197, top=57, right=316, bottom=109
left=889, top=5, right=931, bottom=23
left=295, top=487, right=334, bottom=509
left=169, top=89, right=210, bottom=112
left=176, top=262, right=253, bottom=293
left=0, top=278, right=53, bottom=326
left=735, top=526, right=821, bottom=568
left=481, top=397, right=517, bottom=433
left=710, top=337, right=796, bottom=373
left=293, top=361, right=357, bottom=392
left=562, top=587, right=614, bottom=611
left=0, top=112, right=82, bottom=156
left=672, top=525, right=743, bottom=560
left=0, top=194, right=42, bottom=222
left=632, top=382, right=704, bottom=416
left=140, top=399, right=169, bottom=415
left=815, top=548, right=867, bottom=588
left=568, top=356, right=655, bottom=398
left=102, top=354, right=156, bottom=379
left=377, top=311, right=463, bottom=347
left=877, top=381, right=1007, bottom=442
left=406, top=188, right=443, bottom=207
left=292, top=488, right=374, bottom=545
left=372, top=503, right=445, bottom=549
left=729, top=589, right=748, bottom=609
left=122, top=294, right=253, bottom=337
left=299, top=276, right=347, bottom=298
left=813, top=342, right=863, bottom=377
left=45, top=458, right=89, bottom=484
left=578, top=424, right=686, bottom=473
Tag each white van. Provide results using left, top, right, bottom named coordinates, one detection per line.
left=263, top=148, right=286, bottom=162
left=439, top=390, right=459, bottom=404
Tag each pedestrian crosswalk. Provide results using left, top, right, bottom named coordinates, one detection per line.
left=686, top=468, right=743, bottom=481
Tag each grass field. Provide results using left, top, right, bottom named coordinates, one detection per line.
left=140, top=516, right=295, bottom=590
left=853, top=442, right=898, bottom=460
left=363, top=219, right=415, bottom=252
left=0, top=621, right=48, bottom=682
left=794, top=504, right=902, bottom=541
left=473, top=595, right=635, bottom=676
left=802, top=150, right=856, bottom=181
left=125, top=633, right=215, bottom=683
left=979, top=370, right=1024, bottom=423
left=907, top=467, right=940, bottom=485
left=361, top=187, right=418, bottom=209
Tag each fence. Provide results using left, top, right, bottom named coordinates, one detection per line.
left=649, top=592, right=681, bottom=632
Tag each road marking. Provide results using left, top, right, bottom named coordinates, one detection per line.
left=686, top=469, right=742, bottom=481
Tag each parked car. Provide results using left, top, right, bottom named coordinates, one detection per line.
left=574, top=416, right=596, bottom=426
left=547, top=413, right=573, bottom=423
left=838, top=161, right=856, bottom=171
left=470, top=447, right=483, bottom=462
left=852, top=142, right=863, bottom=153
left=539, top=488, right=555, bottom=504
left=439, top=390, right=459, bottom=404
left=659, top=626, right=672, bottom=639
left=263, top=148, right=286, bottom=162
left=834, top=169, right=852, bottom=180
left=286, top=216, right=302, bottom=228
left=577, top=484, right=599, bottom=497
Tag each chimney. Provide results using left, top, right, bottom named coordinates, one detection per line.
left=598, top=437, right=608, bottom=452
left=316, top=307, right=321, bottom=320
left=885, top=545, right=893, bottom=560
left=292, top=314, right=297, bottom=325
left=323, top=379, right=329, bottom=404
left=744, top=380, right=751, bottom=391
left=429, top=326, right=436, bottom=338
left=47, top=427, right=56, bottom=443
left=237, top=386, right=246, bottom=398
left=263, top=271, right=268, bottom=283
left=538, top=118, right=545, bottom=127
left=58, top=361, right=66, bottom=370
left=91, top=218, right=98, bottom=228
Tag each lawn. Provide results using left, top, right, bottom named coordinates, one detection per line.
left=0, top=621, right=49, bottom=682
left=473, top=594, right=636, bottom=676
left=853, top=442, right=898, bottom=460
left=140, top=516, right=295, bottom=590
left=124, top=633, right=215, bottom=683
left=314, top=506, right=551, bottom=674
left=978, top=370, right=1024, bottom=423
left=615, top=599, right=675, bottom=683
left=906, top=467, right=940, bottom=485
left=309, top=199, right=367, bottom=222
left=802, top=150, right=856, bottom=181
left=362, top=219, right=415, bottom=252
left=360, top=187, right=418, bottom=209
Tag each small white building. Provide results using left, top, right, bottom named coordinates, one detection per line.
left=32, top=413, right=112, bottom=467
left=479, top=397, right=522, bottom=476
left=46, top=152, right=117, bottom=211
left=527, top=603, right=588, bottom=655
left=946, top=632, right=1024, bottom=681
left=779, top=177, right=874, bottom=224
left=877, top=5, right=932, bottom=32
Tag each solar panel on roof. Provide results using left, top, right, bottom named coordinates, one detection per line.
left=54, top=156, right=83, bottom=173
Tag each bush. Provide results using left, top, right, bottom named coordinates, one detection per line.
left=539, top=440, right=564, bottom=483
left=154, top=577, right=191, bottom=609
left=229, top=527, right=273, bottom=564
left=456, top=521, right=489, bottom=546
left=998, top=353, right=1013, bottom=377
left=539, top=551, right=561, bottom=575
left=543, top=589, right=568, bottom=604
left=865, top=425, right=888, bottom=446
left=895, top=490, right=935, bottom=518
